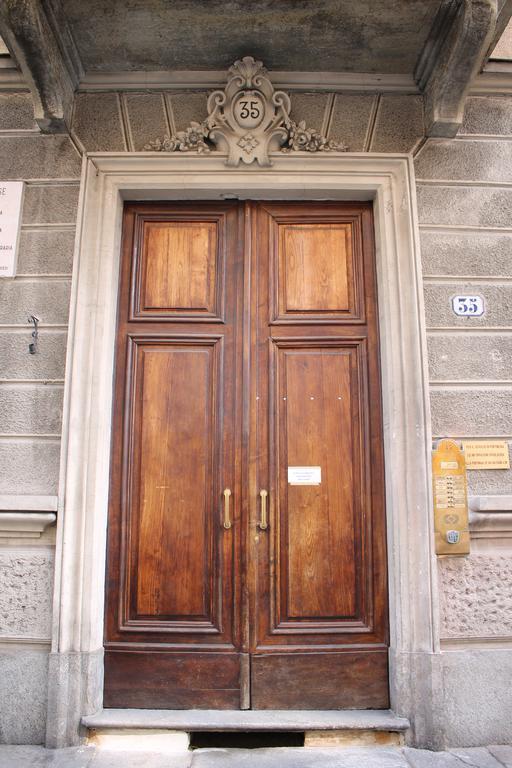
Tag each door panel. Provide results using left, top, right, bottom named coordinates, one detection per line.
left=278, top=224, right=351, bottom=313
left=105, top=200, right=388, bottom=711
left=131, top=213, right=226, bottom=321
left=104, top=203, right=243, bottom=709
left=275, top=342, right=363, bottom=626
left=128, top=337, right=222, bottom=627
left=140, top=221, right=218, bottom=314
left=251, top=651, right=389, bottom=709
left=105, top=652, right=242, bottom=710
left=272, top=214, right=364, bottom=324
left=250, top=202, right=388, bottom=709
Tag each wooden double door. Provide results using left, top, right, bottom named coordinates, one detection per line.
left=104, top=200, right=388, bottom=710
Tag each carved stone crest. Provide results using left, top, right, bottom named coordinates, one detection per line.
left=144, top=56, right=347, bottom=166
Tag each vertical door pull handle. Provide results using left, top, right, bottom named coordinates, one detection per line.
left=259, top=489, right=269, bottom=530
left=222, top=488, right=232, bottom=529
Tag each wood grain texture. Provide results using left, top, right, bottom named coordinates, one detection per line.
left=250, top=202, right=388, bottom=707
left=105, top=203, right=242, bottom=709
left=271, top=209, right=363, bottom=324
left=142, top=221, right=217, bottom=312
left=279, top=224, right=350, bottom=312
left=251, top=650, right=389, bottom=709
left=133, top=340, right=217, bottom=620
left=130, top=210, right=227, bottom=321
left=104, top=201, right=388, bottom=710
left=104, top=651, right=241, bottom=709
left=278, top=344, right=359, bottom=621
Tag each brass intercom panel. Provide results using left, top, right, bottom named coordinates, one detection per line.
left=432, top=439, right=470, bottom=556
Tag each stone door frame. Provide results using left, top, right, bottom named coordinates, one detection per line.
left=47, top=152, right=438, bottom=747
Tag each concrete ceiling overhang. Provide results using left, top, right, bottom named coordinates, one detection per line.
left=62, top=0, right=443, bottom=74
left=0, top=0, right=509, bottom=137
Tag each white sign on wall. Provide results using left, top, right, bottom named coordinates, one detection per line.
left=451, top=295, right=485, bottom=317
left=0, top=181, right=24, bottom=277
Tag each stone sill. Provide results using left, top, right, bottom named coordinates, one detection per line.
left=469, top=495, right=512, bottom=513
left=441, top=636, right=512, bottom=650
left=0, top=495, right=58, bottom=538
left=83, top=708, right=410, bottom=733
left=469, top=495, right=512, bottom=536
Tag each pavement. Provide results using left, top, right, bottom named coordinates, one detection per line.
left=0, top=745, right=512, bottom=768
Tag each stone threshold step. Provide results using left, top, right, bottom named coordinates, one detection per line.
left=82, top=708, right=410, bottom=733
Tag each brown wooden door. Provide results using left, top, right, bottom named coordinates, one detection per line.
left=248, top=202, right=388, bottom=708
left=104, top=202, right=245, bottom=708
left=104, top=201, right=388, bottom=710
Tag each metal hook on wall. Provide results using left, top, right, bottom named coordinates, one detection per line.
left=28, top=315, right=39, bottom=354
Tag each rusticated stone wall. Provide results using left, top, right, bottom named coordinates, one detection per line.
left=1, top=85, right=512, bottom=745
left=0, top=550, right=54, bottom=639
left=415, top=96, right=512, bottom=498
left=0, top=100, right=80, bottom=497
left=438, top=554, right=512, bottom=638
left=0, top=93, right=80, bottom=745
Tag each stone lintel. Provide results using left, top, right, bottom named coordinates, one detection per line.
left=417, top=0, right=498, bottom=137
left=0, top=0, right=78, bottom=133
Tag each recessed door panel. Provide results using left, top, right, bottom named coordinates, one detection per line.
left=131, top=213, right=226, bottom=321
left=279, top=224, right=351, bottom=312
left=274, top=342, right=367, bottom=627
left=271, top=209, right=364, bottom=324
left=143, top=221, right=217, bottom=312
left=126, top=337, right=221, bottom=628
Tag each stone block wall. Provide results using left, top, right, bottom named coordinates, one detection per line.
left=415, top=100, right=512, bottom=532
left=414, top=95, right=512, bottom=746
left=0, top=93, right=81, bottom=744
left=0, top=85, right=511, bottom=746
left=68, top=87, right=512, bottom=748
left=438, top=554, right=512, bottom=639
left=70, top=89, right=426, bottom=154
left=415, top=98, right=512, bottom=496
left=0, top=545, right=55, bottom=744
left=0, top=120, right=80, bottom=496
left=69, top=88, right=512, bottom=499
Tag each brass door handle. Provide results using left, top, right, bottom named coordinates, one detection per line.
left=222, top=488, right=232, bottom=530
left=259, top=489, right=268, bottom=530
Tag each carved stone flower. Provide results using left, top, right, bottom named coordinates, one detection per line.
left=143, top=120, right=211, bottom=153
left=237, top=133, right=259, bottom=154
left=142, top=57, right=348, bottom=160
left=176, top=122, right=211, bottom=153
left=287, top=120, right=311, bottom=150
left=283, top=120, right=348, bottom=154
left=143, top=135, right=179, bottom=152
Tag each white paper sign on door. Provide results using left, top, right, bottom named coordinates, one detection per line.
left=0, top=181, right=24, bottom=277
left=288, top=466, right=321, bottom=485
